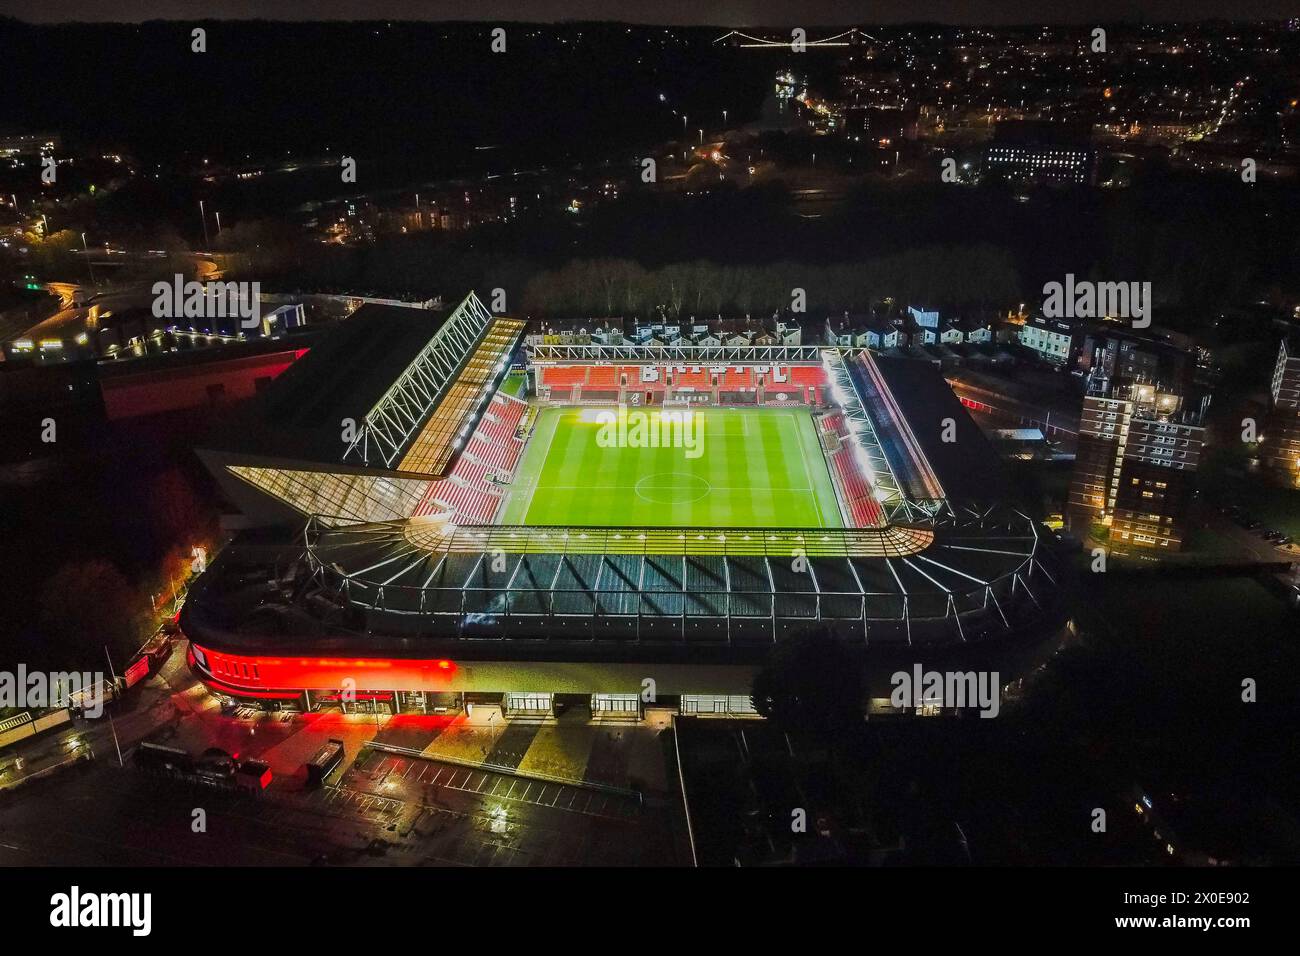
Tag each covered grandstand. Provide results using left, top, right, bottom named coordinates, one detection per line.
left=183, top=292, right=1064, bottom=714
left=535, top=360, right=826, bottom=405
left=197, top=293, right=527, bottom=526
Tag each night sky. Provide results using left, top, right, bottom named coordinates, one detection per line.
left=5, top=0, right=1296, bottom=25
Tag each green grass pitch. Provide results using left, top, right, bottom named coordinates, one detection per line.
left=499, top=405, right=844, bottom=528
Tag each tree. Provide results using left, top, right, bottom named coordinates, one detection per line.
left=148, top=467, right=206, bottom=550
left=39, top=559, right=152, bottom=665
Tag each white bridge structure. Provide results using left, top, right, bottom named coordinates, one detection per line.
left=714, top=28, right=875, bottom=48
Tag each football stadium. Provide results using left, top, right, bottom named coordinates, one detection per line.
left=183, top=291, right=1063, bottom=718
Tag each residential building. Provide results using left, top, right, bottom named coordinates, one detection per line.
left=1067, top=383, right=1205, bottom=551
left=1018, top=316, right=1075, bottom=363
left=1262, top=335, right=1300, bottom=488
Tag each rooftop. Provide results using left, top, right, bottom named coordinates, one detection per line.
left=873, top=356, right=1010, bottom=503
left=200, top=294, right=524, bottom=477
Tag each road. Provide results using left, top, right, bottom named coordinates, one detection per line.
left=17, top=285, right=152, bottom=345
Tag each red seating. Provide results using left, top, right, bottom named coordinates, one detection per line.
left=543, top=364, right=823, bottom=395
left=723, top=367, right=752, bottom=389
left=541, top=366, right=588, bottom=388
left=818, top=412, right=886, bottom=528
left=454, top=458, right=490, bottom=486
left=410, top=392, right=528, bottom=523
left=669, top=367, right=711, bottom=389
left=819, top=412, right=846, bottom=438
left=788, top=366, right=827, bottom=386
left=585, top=365, right=620, bottom=389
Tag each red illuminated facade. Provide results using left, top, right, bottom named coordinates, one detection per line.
left=188, top=643, right=458, bottom=704
left=101, top=348, right=308, bottom=420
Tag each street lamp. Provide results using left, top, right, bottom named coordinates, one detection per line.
left=80, top=232, right=88, bottom=252
left=198, top=200, right=209, bottom=247
left=723, top=109, right=728, bottom=125
left=215, top=211, right=222, bottom=235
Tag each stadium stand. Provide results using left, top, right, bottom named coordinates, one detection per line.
left=412, top=392, right=528, bottom=523
left=537, top=364, right=827, bottom=401
left=788, top=366, right=825, bottom=387
left=723, top=367, right=752, bottom=389
left=818, top=412, right=887, bottom=528
left=847, top=355, right=945, bottom=502
left=669, top=367, right=712, bottom=389
left=586, top=365, right=621, bottom=389
left=540, top=366, right=589, bottom=388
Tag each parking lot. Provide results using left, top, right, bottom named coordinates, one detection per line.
left=348, top=749, right=644, bottom=822
left=0, top=746, right=684, bottom=867
left=1219, top=502, right=1297, bottom=554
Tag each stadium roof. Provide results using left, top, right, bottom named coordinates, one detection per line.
left=180, top=505, right=1060, bottom=654
left=873, top=356, right=1010, bottom=503
left=202, top=302, right=450, bottom=464
left=201, top=293, right=524, bottom=478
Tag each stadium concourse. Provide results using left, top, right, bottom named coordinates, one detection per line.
left=183, top=291, right=1064, bottom=720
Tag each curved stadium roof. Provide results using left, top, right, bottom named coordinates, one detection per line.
left=183, top=504, right=1059, bottom=653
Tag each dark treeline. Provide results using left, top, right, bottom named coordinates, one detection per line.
left=229, top=163, right=1300, bottom=329
left=519, top=247, right=1021, bottom=319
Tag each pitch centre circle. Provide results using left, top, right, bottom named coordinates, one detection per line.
left=634, top=472, right=711, bottom=504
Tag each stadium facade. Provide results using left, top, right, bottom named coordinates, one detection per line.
left=183, top=292, right=1064, bottom=718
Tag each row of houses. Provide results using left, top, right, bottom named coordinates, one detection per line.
left=524, top=306, right=1201, bottom=366
left=525, top=307, right=1183, bottom=364
left=526, top=305, right=1017, bottom=352
left=526, top=317, right=807, bottom=349
left=824, top=306, right=1000, bottom=350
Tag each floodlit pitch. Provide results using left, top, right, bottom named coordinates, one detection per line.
left=501, top=405, right=844, bottom=528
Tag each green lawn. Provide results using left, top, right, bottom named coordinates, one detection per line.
left=500, top=405, right=844, bottom=528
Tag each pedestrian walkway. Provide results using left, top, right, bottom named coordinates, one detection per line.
left=0, top=730, right=94, bottom=791
left=378, top=704, right=671, bottom=792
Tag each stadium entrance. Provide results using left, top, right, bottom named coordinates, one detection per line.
left=503, top=692, right=554, bottom=718
left=681, top=695, right=759, bottom=717
left=591, top=693, right=643, bottom=719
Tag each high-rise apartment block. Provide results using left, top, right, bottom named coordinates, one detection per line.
left=1067, top=383, right=1205, bottom=551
